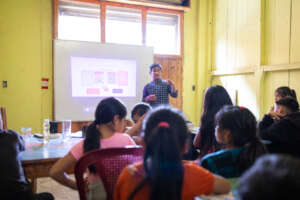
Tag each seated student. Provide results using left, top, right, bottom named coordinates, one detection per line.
left=193, top=85, right=233, bottom=158
left=114, top=107, right=230, bottom=200
left=274, top=86, right=297, bottom=101
left=0, top=129, right=54, bottom=200
left=200, top=106, right=267, bottom=178
left=126, top=103, right=151, bottom=145
left=236, top=154, right=300, bottom=200
left=267, top=86, right=297, bottom=118
left=259, top=97, right=300, bottom=157
left=126, top=102, right=151, bottom=137
left=50, top=97, right=136, bottom=200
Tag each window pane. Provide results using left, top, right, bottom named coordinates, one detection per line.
left=146, top=12, right=180, bottom=55
left=58, top=0, right=100, bottom=42
left=106, top=6, right=142, bottom=45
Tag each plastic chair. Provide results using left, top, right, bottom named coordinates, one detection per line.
left=0, top=107, right=7, bottom=130
left=75, top=147, right=144, bottom=200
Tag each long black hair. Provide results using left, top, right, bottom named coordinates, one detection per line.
left=195, top=85, right=233, bottom=155
left=128, top=106, right=188, bottom=200
left=275, top=86, right=297, bottom=100
left=83, top=97, right=126, bottom=172
left=215, top=106, right=267, bottom=173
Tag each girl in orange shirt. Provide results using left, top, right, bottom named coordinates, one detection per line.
left=114, top=106, right=230, bottom=200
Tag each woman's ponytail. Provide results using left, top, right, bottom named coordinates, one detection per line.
left=146, top=126, right=183, bottom=200
left=128, top=107, right=188, bottom=200
left=84, top=121, right=100, bottom=154
left=239, top=137, right=267, bottom=173
left=83, top=121, right=100, bottom=173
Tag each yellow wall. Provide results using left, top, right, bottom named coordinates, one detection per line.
left=263, top=0, right=300, bottom=114
left=182, top=0, right=198, bottom=123
left=0, top=0, right=52, bottom=132
left=207, top=0, right=300, bottom=119
left=210, top=0, right=261, bottom=117
left=183, top=0, right=211, bottom=125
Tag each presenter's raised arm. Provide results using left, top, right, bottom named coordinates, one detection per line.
left=167, top=79, right=178, bottom=98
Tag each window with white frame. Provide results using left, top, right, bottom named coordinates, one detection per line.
left=58, top=1, right=100, bottom=42
left=146, top=11, right=180, bottom=55
left=56, top=0, right=181, bottom=55
left=106, top=6, right=142, bottom=45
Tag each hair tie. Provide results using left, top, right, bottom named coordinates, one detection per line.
left=158, top=122, right=170, bottom=128
left=240, top=106, right=244, bottom=110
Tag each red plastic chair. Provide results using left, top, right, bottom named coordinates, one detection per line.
left=75, top=146, right=144, bottom=200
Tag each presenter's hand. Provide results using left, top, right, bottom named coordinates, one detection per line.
left=167, top=80, right=177, bottom=93
left=146, top=94, right=157, bottom=102
left=167, top=80, right=175, bottom=87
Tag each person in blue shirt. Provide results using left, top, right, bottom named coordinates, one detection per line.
left=142, top=63, right=178, bottom=107
left=200, top=106, right=267, bottom=178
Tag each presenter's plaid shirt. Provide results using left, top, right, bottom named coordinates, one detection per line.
left=142, top=79, right=177, bottom=107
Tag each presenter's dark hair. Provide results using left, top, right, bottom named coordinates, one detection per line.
left=128, top=106, right=188, bottom=200
left=275, top=86, right=297, bottom=100
left=149, top=63, right=162, bottom=72
left=237, top=154, right=300, bottom=200
left=131, top=103, right=151, bottom=119
left=215, top=106, right=267, bottom=173
left=195, top=85, right=233, bottom=155
left=83, top=97, right=126, bottom=173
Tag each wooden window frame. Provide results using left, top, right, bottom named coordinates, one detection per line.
left=53, top=0, right=184, bottom=57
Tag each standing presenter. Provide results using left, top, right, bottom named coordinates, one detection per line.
left=142, top=63, right=178, bottom=107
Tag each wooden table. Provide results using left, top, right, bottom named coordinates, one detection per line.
left=21, top=137, right=82, bottom=192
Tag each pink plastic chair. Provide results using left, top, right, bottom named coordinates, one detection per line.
left=75, top=147, right=144, bottom=200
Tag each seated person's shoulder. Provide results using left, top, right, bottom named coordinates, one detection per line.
left=199, top=149, right=239, bottom=170
left=200, top=150, right=229, bottom=164
left=0, top=129, right=25, bottom=151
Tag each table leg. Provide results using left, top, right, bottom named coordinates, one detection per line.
left=27, top=177, right=37, bottom=193
left=32, top=178, right=37, bottom=193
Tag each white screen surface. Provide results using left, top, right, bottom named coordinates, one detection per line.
left=54, top=40, right=153, bottom=121
left=71, top=57, right=136, bottom=97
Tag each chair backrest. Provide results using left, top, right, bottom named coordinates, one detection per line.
left=0, top=107, right=7, bottom=130
left=75, top=147, right=144, bottom=200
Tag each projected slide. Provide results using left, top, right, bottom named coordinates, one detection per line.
left=71, top=57, right=136, bottom=97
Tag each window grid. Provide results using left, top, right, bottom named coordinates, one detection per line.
left=55, top=0, right=183, bottom=56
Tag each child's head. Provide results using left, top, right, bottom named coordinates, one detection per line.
left=129, top=106, right=188, bottom=200
left=84, top=97, right=127, bottom=154
left=215, top=106, right=256, bottom=147
left=149, top=63, right=162, bottom=81
left=131, top=103, right=151, bottom=123
left=275, top=86, right=297, bottom=102
left=237, top=154, right=300, bottom=200
left=215, top=106, right=266, bottom=172
left=275, top=97, right=299, bottom=116
left=143, top=106, right=188, bottom=154
left=202, top=85, right=233, bottom=117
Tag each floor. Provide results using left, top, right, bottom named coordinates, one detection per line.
left=37, top=176, right=79, bottom=200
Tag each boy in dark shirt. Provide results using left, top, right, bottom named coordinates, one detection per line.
left=259, top=97, right=300, bottom=157
left=0, top=129, right=54, bottom=200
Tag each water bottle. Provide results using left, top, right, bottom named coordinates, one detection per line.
left=43, top=119, right=50, bottom=144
